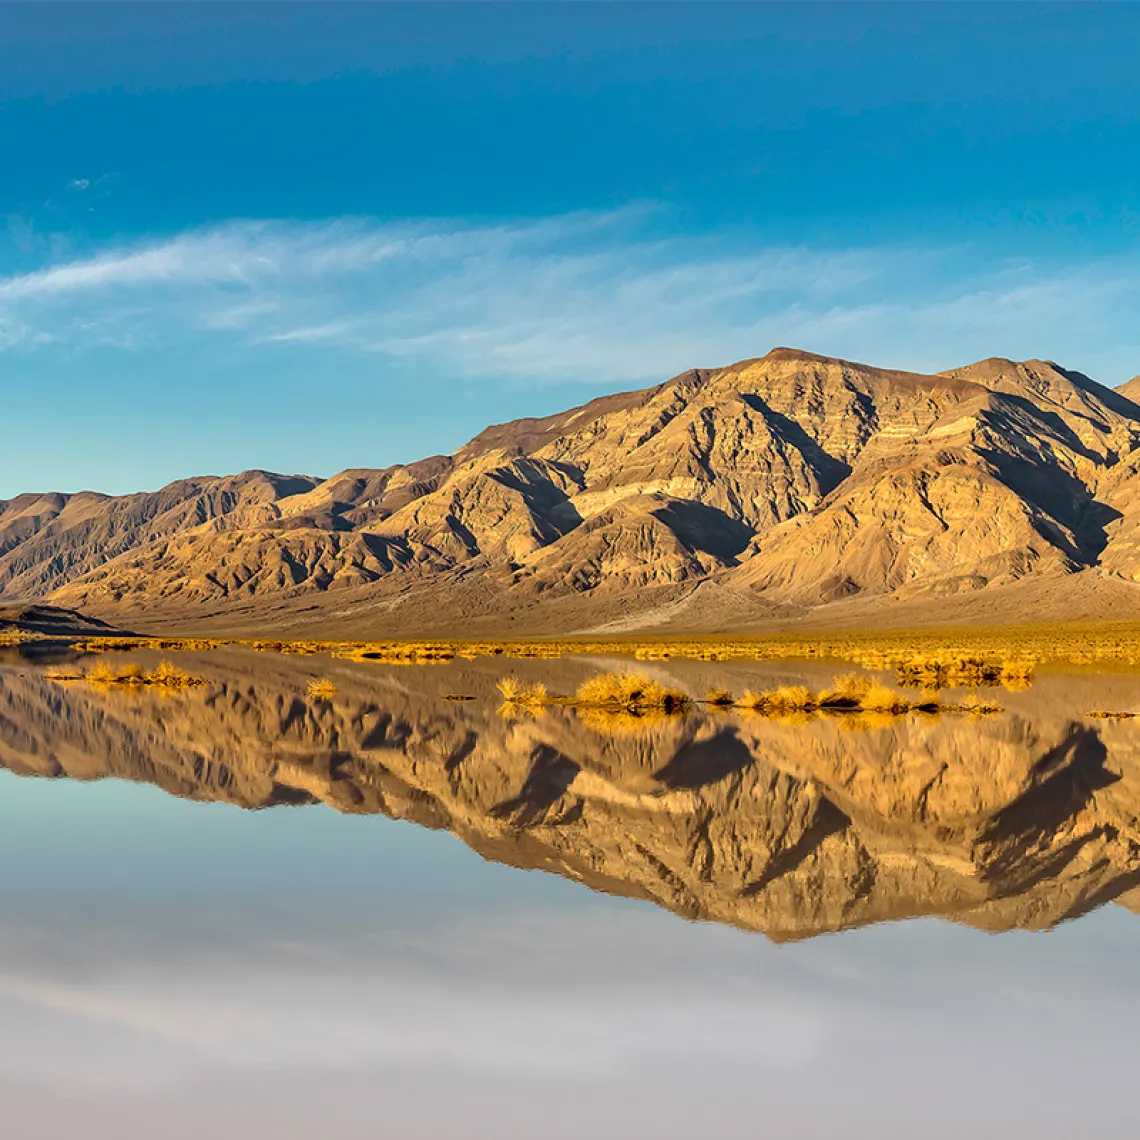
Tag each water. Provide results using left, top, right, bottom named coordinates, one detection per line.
left=2, top=646, right=1139, bottom=1138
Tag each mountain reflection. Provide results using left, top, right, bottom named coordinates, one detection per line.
left=3, top=649, right=1140, bottom=940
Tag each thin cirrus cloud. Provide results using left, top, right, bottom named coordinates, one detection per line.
left=0, top=209, right=1138, bottom=384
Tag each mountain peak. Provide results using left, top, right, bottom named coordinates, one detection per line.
left=761, top=346, right=890, bottom=371
left=1117, top=376, right=1140, bottom=404
left=763, top=345, right=837, bottom=364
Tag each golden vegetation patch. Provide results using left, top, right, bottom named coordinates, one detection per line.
left=58, top=618, right=1140, bottom=689
left=496, top=677, right=551, bottom=706
left=494, top=670, right=690, bottom=724
left=333, top=642, right=456, bottom=665
left=735, top=675, right=998, bottom=717
left=49, top=659, right=205, bottom=689
left=0, top=629, right=41, bottom=646
left=1086, top=709, right=1139, bottom=719
left=249, top=639, right=328, bottom=656
left=75, top=637, right=228, bottom=654
left=574, top=671, right=690, bottom=712
left=306, top=678, right=338, bottom=700
left=889, top=652, right=1036, bottom=690
left=491, top=668, right=1000, bottom=725
left=705, top=686, right=736, bottom=706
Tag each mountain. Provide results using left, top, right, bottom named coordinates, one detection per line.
left=1117, top=375, right=1140, bottom=405
left=4, top=650, right=1140, bottom=938
left=0, top=602, right=127, bottom=639
left=6, top=347, right=1140, bottom=635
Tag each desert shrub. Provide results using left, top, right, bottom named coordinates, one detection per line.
left=735, top=689, right=768, bottom=711
left=149, top=660, right=199, bottom=688
left=80, top=659, right=203, bottom=689
left=894, top=651, right=1038, bottom=691
left=818, top=674, right=871, bottom=708
left=705, top=687, right=735, bottom=706
left=734, top=677, right=956, bottom=718
left=496, top=677, right=551, bottom=706
left=77, top=637, right=227, bottom=655
left=335, top=641, right=455, bottom=664
left=87, top=661, right=144, bottom=684
left=85, top=660, right=120, bottom=684
left=497, top=677, right=524, bottom=701
left=757, top=685, right=815, bottom=712
left=307, top=678, right=338, bottom=700
left=575, top=671, right=688, bottom=712
left=858, top=682, right=911, bottom=714
left=909, top=688, right=944, bottom=713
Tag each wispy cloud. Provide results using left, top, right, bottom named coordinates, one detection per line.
left=1, top=209, right=1138, bottom=384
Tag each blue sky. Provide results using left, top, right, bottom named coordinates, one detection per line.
left=4, top=3, right=1140, bottom=496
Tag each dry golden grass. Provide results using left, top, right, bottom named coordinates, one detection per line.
left=148, top=660, right=200, bottom=688
left=334, top=642, right=455, bottom=665
left=306, top=678, right=338, bottom=700
left=496, top=677, right=551, bottom=706
left=75, top=637, right=228, bottom=654
left=50, top=658, right=205, bottom=689
left=87, top=660, right=144, bottom=684
left=62, top=618, right=1140, bottom=681
left=705, top=686, right=736, bottom=706
left=496, top=676, right=524, bottom=702
left=0, top=629, right=41, bottom=646
left=751, top=684, right=815, bottom=712
left=893, top=651, right=1036, bottom=690
left=22, top=609, right=1140, bottom=678
left=817, top=673, right=871, bottom=708
left=250, top=639, right=330, bottom=656
left=1087, top=709, right=1139, bottom=719
left=574, top=671, right=689, bottom=712
left=633, top=646, right=672, bottom=661
left=857, top=681, right=912, bottom=714
left=492, top=669, right=691, bottom=726
left=732, top=678, right=1000, bottom=718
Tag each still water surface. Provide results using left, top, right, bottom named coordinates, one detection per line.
left=1, top=647, right=1139, bottom=1138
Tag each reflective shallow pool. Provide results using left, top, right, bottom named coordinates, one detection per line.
left=2, top=647, right=1139, bottom=1138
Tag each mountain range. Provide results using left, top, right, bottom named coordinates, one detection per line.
left=6, top=347, right=1140, bottom=636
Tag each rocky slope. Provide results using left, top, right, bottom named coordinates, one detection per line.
left=4, top=651, right=1140, bottom=938
left=6, top=348, right=1140, bottom=634
left=0, top=602, right=126, bottom=638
